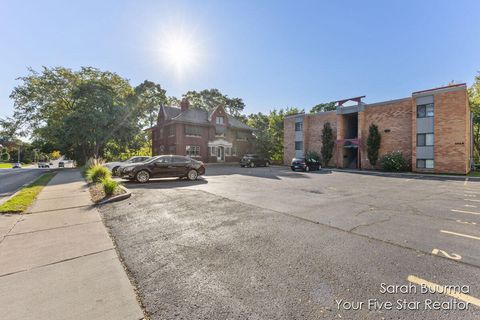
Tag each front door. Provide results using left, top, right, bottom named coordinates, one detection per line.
left=217, top=146, right=225, bottom=162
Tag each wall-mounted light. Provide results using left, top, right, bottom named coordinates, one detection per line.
left=384, top=129, right=391, bottom=133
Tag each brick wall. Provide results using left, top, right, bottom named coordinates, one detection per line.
left=433, top=89, right=470, bottom=174
left=361, top=99, right=413, bottom=169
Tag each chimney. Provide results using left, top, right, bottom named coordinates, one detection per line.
left=180, top=98, right=189, bottom=112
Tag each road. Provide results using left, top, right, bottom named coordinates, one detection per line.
left=101, top=165, right=480, bottom=319
left=0, top=167, right=54, bottom=205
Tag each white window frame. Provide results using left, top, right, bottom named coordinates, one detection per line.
left=216, top=116, right=224, bottom=125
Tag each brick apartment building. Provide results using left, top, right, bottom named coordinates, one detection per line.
left=149, top=99, right=255, bottom=163
left=284, top=83, right=472, bottom=174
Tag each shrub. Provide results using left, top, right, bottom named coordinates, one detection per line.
left=102, top=178, right=118, bottom=197
left=380, top=151, right=408, bottom=172
left=86, top=165, right=111, bottom=183
left=321, top=122, right=334, bottom=167
left=305, top=150, right=321, bottom=162
left=84, top=157, right=104, bottom=170
left=367, top=124, right=381, bottom=166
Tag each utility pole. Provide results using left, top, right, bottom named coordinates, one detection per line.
left=17, top=144, right=21, bottom=163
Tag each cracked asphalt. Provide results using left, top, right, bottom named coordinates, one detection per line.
left=100, top=165, right=480, bottom=319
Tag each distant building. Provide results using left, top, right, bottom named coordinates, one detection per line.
left=149, top=99, right=255, bottom=162
left=284, top=83, right=472, bottom=174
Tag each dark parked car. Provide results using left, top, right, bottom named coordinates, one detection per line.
left=240, top=154, right=270, bottom=168
left=291, top=157, right=321, bottom=172
left=58, top=161, right=65, bottom=168
left=120, top=155, right=205, bottom=183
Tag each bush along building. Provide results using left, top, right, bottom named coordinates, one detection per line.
left=284, top=83, right=472, bottom=174
left=149, top=99, right=255, bottom=163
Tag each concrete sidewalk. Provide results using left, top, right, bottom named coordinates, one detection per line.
left=0, top=169, right=143, bottom=320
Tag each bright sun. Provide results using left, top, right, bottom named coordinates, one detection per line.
left=160, top=31, right=200, bottom=75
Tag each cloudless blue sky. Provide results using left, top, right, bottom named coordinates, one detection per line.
left=1, top=0, right=479, bottom=119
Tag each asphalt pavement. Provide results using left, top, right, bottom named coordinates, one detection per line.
left=101, top=165, right=480, bottom=319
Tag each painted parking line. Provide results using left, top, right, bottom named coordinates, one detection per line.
left=456, top=220, right=477, bottom=225
left=464, top=204, right=477, bottom=208
left=464, top=190, right=480, bottom=194
left=407, top=275, right=480, bottom=307
left=451, top=209, right=480, bottom=215
left=464, top=177, right=469, bottom=186
left=440, top=230, right=480, bottom=241
left=464, top=199, right=480, bottom=202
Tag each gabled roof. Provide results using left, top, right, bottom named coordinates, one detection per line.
left=159, top=105, right=253, bottom=131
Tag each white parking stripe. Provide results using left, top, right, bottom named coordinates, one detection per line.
left=440, top=230, right=480, bottom=241
left=451, top=209, right=480, bottom=215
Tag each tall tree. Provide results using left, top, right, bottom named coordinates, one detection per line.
left=367, top=123, right=381, bottom=166
left=469, top=72, right=480, bottom=161
left=320, top=122, right=334, bottom=166
left=183, top=89, right=246, bottom=116
left=9, top=67, right=140, bottom=164
left=248, top=107, right=301, bottom=162
left=134, top=80, right=167, bottom=129
left=310, top=102, right=336, bottom=113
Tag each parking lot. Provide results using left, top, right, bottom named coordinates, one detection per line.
left=101, top=165, right=480, bottom=319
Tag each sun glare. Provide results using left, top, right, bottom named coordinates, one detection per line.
left=159, top=30, right=201, bottom=76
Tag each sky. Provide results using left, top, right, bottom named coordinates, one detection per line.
left=1, top=0, right=480, bottom=119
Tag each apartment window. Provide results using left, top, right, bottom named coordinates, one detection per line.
left=185, top=125, right=202, bottom=136
left=216, top=116, right=224, bottom=125
left=186, top=145, right=200, bottom=157
left=417, top=133, right=434, bottom=146
left=295, top=122, right=303, bottom=131
left=295, top=141, right=303, bottom=151
left=417, top=159, right=434, bottom=169
left=417, top=103, right=434, bottom=118
left=168, top=125, right=175, bottom=136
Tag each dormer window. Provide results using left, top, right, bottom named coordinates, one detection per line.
left=216, top=116, right=224, bottom=125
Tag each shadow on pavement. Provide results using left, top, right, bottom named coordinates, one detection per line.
left=122, top=177, right=208, bottom=189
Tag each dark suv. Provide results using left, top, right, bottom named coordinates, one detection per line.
left=120, top=155, right=205, bottom=183
left=291, top=157, right=321, bottom=172
left=240, top=154, right=270, bottom=168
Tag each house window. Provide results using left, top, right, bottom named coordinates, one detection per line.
left=210, top=146, right=216, bottom=156
left=417, top=104, right=434, bottom=118
left=417, top=133, right=434, bottom=146
left=185, top=125, right=202, bottom=136
left=295, top=122, right=303, bottom=131
left=295, top=141, right=303, bottom=151
left=216, top=116, right=224, bottom=125
left=225, top=147, right=231, bottom=156
left=236, top=131, right=249, bottom=140
left=186, top=145, right=200, bottom=157
left=417, top=159, right=434, bottom=169
left=168, top=125, right=175, bottom=136
left=232, top=146, right=237, bottom=156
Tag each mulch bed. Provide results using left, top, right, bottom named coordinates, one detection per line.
left=88, top=183, right=126, bottom=203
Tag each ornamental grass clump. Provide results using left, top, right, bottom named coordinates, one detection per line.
left=86, top=164, right=111, bottom=183
left=102, top=178, right=119, bottom=197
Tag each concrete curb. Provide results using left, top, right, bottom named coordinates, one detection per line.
left=97, top=185, right=131, bottom=205
left=326, top=168, right=479, bottom=181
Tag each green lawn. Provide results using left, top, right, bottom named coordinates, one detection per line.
left=469, top=171, right=480, bottom=177
left=0, top=163, right=13, bottom=168
left=0, top=173, right=56, bottom=213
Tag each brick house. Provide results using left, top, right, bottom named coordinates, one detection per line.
left=284, top=83, right=472, bottom=174
left=149, top=99, right=255, bottom=162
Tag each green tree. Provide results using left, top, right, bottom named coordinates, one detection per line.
left=469, top=73, right=480, bottom=161
left=310, top=102, right=336, bottom=113
left=9, top=67, right=140, bottom=164
left=248, top=107, right=301, bottom=162
left=367, top=124, right=381, bottom=166
left=1, top=147, right=9, bottom=161
left=183, top=89, right=246, bottom=117
left=320, top=122, right=334, bottom=167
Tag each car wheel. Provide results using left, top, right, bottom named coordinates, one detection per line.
left=187, top=169, right=198, bottom=181
left=135, top=170, right=150, bottom=183
left=305, top=166, right=310, bottom=172
left=112, top=166, right=120, bottom=176
left=265, top=161, right=270, bottom=167
left=249, top=162, right=255, bottom=168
